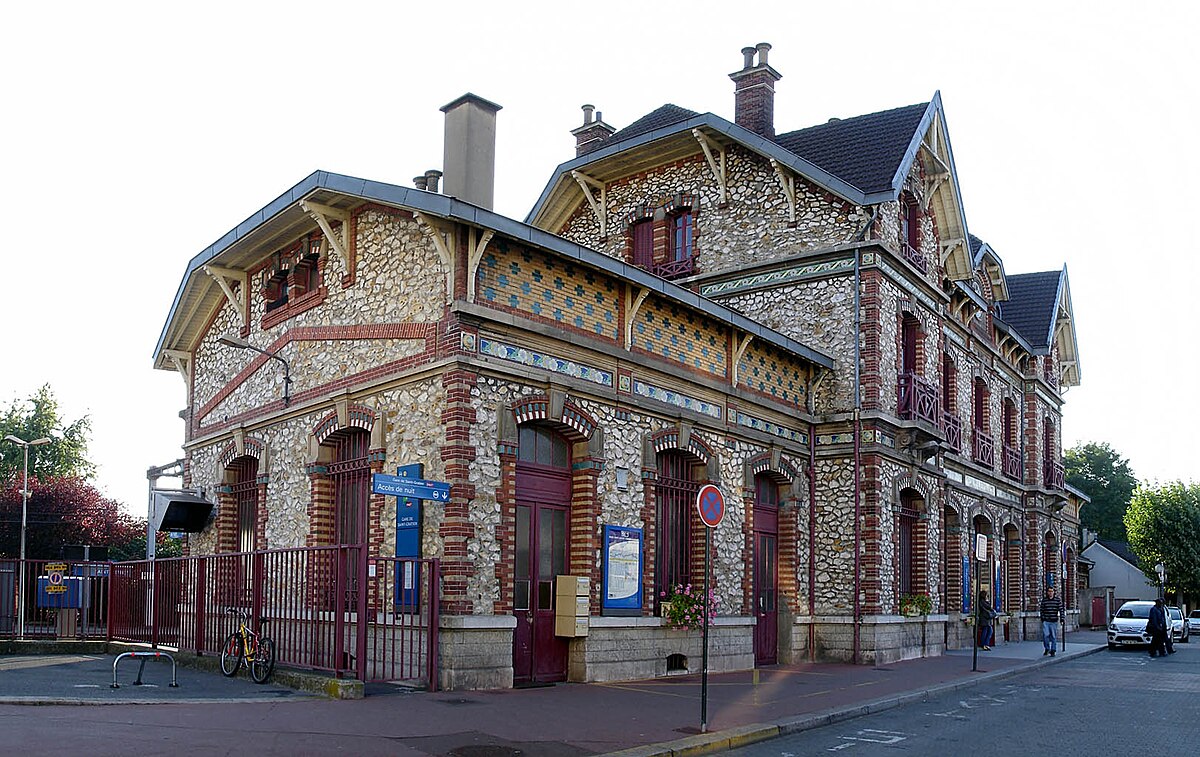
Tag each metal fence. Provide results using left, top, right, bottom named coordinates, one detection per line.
left=3, top=549, right=439, bottom=688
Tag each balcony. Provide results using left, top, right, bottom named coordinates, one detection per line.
left=898, top=372, right=940, bottom=426
left=973, top=432, right=995, bottom=468
left=1002, top=444, right=1022, bottom=481
left=899, top=243, right=928, bottom=274
left=1044, top=458, right=1065, bottom=490
left=942, top=413, right=962, bottom=453
left=652, top=256, right=694, bottom=281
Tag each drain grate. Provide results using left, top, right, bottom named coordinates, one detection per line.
left=438, top=697, right=482, bottom=706
left=447, top=747, right=522, bottom=757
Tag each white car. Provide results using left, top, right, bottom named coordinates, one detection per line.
left=1188, top=610, right=1200, bottom=636
left=1108, top=600, right=1155, bottom=648
left=1168, top=606, right=1190, bottom=643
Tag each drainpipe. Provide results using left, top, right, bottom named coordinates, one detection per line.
left=808, top=418, right=817, bottom=662
left=853, top=249, right=862, bottom=665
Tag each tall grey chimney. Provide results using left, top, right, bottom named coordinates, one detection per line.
left=729, top=42, right=781, bottom=138
left=440, top=93, right=502, bottom=210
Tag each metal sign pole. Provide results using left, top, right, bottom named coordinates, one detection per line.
left=971, top=528, right=978, bottom=672
left=701, top=525, right=710, bottom=733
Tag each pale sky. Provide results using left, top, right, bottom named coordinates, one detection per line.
left=2, top=2, right=1195, bottom=515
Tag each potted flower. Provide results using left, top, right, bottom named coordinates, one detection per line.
left=899, top=593, right=933, bottom=617
left=660, top=584, right=718, bottom=631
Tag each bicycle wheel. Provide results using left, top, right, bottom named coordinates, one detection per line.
left=250, top=636, right=275, bottom=684
left=219, top=632, right=243, bottom=676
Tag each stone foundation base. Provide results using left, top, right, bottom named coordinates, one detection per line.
left=438, top=615, right=515, bottom=691
left=788, top=615, right=948, bottom=664
left=569, top=616, right=754, bottom=683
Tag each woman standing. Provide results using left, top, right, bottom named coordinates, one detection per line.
left=977, top=590, right=998, bottom=650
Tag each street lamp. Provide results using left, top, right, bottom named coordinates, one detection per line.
left=216, top=334, right=292, bottom=406
left=4, top=433, right=52, bottom=639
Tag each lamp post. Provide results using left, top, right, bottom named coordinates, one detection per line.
left=217, top=335, right=292, bottom=406
left=4, top=434, right=52, bottom=639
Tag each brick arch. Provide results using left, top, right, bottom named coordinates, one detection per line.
left=217, top=437, right=266, bottom=472
left=650, top=428, right=713, bottom=465
left=894, top=474, right=931, bottom=506
left=510, top=394, right=596, bottom=442
left=747, top=451, right=799, bottom=482
left=312, top=404, right=378, bottom=445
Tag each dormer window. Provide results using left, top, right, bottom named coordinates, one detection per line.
left=670, top=211, right=693, bottom=264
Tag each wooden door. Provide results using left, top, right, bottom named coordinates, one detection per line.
left=753, top=476, right=779, bottom=666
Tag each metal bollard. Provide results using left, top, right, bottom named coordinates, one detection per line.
left=111, top=651, right=180, bottom=689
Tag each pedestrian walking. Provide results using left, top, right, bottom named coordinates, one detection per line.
left=1148, top=598, right=1169, bottom=658
left=1039, top=586, right=1064, bottom=656
left=977, top=590, right=997, bottom=650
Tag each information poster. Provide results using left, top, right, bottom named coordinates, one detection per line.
left=602, top=525, right=642, bottom=616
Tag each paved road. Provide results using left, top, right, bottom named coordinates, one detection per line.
left=726, top=643, right=1200, bottom=756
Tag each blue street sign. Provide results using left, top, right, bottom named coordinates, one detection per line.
left=372, top=473, right=451, bottom=501
left=395, top=464, right=423, bottom=609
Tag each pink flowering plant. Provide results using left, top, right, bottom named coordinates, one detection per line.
left=660, top=583, right=719, bottom=631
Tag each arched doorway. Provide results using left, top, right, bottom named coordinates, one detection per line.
left=971, top=514, right=994, bottom=619
left=1002, top=522, right=1021, bottom=640
left=512, top=424, right=572, bottom=685
left=329, top=427, right=371, bottom=611
left=753, top=472, right=780, bottom=666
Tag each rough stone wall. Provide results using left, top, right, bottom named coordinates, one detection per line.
left=556, top=147, right=865, bottom=276
left=720, top=277, right=857, bottom=412
left=191, top=208, right=444, bottom=418
left=812, top=456, right=856, bottom=615
left=874, top=458, right=943, bottom=614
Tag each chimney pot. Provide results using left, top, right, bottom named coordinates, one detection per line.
left=413, top=175, right=428, bottom=190
left=756, top=42, right=772, bottom=67
left=741, top=46, right=756, bottom=69
left=570, top=105, right=616, bottom=157
left=425, top=169, right=442, bottom=193
left=581, top=104, right=595, bottom=125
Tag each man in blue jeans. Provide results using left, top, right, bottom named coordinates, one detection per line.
left=1039, top=586, right=1064, bottom=656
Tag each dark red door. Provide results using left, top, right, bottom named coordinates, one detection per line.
left=753, top=475, right=779, bottom=666
left=512, top=427, right=571, bottom=685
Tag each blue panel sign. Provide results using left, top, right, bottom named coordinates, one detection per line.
left=602, top=525, right=643, bottom=616
left=394, top=464, right=423, bottom=609
left=372, top=473, right=450, bottom=502
left=962, top=556, right=971, bottom=612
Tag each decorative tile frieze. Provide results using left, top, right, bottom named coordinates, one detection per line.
left=700, top=256, right=855, bottom=297
left=816, top=432, right=856, bottom=445
left=735, top=412, right=808, bottom=445
left=632, top=380, right=722, bottom=419
left=478, top=337, right=614, bottom=387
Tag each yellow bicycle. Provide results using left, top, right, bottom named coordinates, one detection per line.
left=219, top=607, right=275, bottom=684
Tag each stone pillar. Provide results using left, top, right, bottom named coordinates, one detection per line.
left=439, top=368, right=479, bottom=616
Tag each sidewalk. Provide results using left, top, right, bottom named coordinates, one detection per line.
left=0, top=630, right=1109, bottom=756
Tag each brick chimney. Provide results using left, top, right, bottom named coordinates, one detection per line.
left=571, top=104, right=617, bottom=157
left=440, top=93, right=502, bottom=210
left=729, top=42, right=781, bottom=138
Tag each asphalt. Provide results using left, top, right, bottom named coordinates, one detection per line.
left=0, top=629, right=1112, bottom=755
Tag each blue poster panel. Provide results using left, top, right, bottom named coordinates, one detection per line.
left=602, top=525, right=643, bottom=616
left=962, top=556, right=971, bottom=612
left=394, top=464, right=422, bottom=609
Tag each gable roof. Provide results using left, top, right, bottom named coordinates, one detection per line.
left=1001, top=271, right=1062, bottom=348
left=608, top=104, right=699, bottom=143
left=154, top=171, right=835, bottom=374
left=774, top=103, right=929, bottom=195
left=1091, top=539, right=1141, bottom=569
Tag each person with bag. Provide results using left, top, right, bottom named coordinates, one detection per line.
left=1148, top=598, right=1169, bottom=658
left=977, top=590, right=998, bottom=650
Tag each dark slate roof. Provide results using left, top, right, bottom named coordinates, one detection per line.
left=998, top=270, right=1061, bottom=348
left=969, top=234, right=984, bottom=257
left=773, top=103, right=929, bottom=194
left=608, top=104, right=699, bottom=143
left=1097, top=540, right=1140, bottom=568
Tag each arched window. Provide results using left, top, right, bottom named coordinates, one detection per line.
left=655, top=451, right=700, bottom=611
left=973, top=378, right=988, bottom=432
left=1003, top=400, right=1017, bottom=447
left=898, top=489, right=921, bottom=596
left=972, top=377, right=994, bottom=466
left=518, top=425, right=569, bottom=468
left=898, top=193, right=925, bottom=272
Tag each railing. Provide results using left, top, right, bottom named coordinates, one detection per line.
left=652, top=257, right=694, bottom=280
left=898, top=372, right=940, bottom=426
left=1044, top=458, right=1065, bottom=490
left=1002, top=444, right=1022, bottom=481
left=0, top=559, right=111, bottom=640
left=973, top=431, right=995, bottom=468
left=942, top=413, right=962, bottom=453
left=107, top=547, right=439, bottom=687
left=899, top=242, right=928, bottom=274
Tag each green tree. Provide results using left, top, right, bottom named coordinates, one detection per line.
left=1065, top=441, right=1138, bottom=541
left=0, top=385, right=95, bottom=482
left=1124, top=482, right=1200, bottom=598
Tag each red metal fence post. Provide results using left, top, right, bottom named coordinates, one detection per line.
left=334, top=547, right=346, bottom=678
left=428, top=558, right=439, bottom=692
left=356, top=546, right=368, bottom=681
left=195, top=558, right=207, bottom=654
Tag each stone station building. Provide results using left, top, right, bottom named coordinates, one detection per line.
left=154, top=45, right=1082, bottom=689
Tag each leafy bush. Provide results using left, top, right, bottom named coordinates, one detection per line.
left=900, top=593, right=933, bottom=615
left=660, top=583, right=718, bottom=630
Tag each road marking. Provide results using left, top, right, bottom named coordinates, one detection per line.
left=829, top=728, right=910, bottom=750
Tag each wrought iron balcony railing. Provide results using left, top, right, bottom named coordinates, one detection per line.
left=898, top=372, right=940, bottom=426
left=942, top=413, right=962, bottom=453
left=1002, top=444, right=1022, bottom=481
left=973, top=431, right=995, bottom=468
left=1044, top=458, right=1065, bottom=490
left=651, top=257, right=694, bottom=280
left=900, top=242, right=928, bottom=274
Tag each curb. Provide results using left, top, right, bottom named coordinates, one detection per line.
left=601, top=644, right=1107, bottom=756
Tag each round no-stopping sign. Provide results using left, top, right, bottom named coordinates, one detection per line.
left=695, top=484, right=726, bottom=528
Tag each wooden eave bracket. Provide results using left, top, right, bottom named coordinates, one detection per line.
left=921, top=173, right=948, bottom=211
left=692, top=129, right=727, bottom=205
left=466, top=228, right=495, bottom=303
left=163, top=349, right=191, bottom=384
left=299, top=200, right=350, bottom=262
left=571, top=171, right=607, bottom=237
left=624, top=286, right=650, bottom=349
left=940, top=237, right=966, bottom=264
left=769, top=158, right=797, bottom=223
left=202, top=265, right=247, bottom=323
left=731, top=333, right=753, bottom=387
left=413, top=211, right=456, bottom=302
